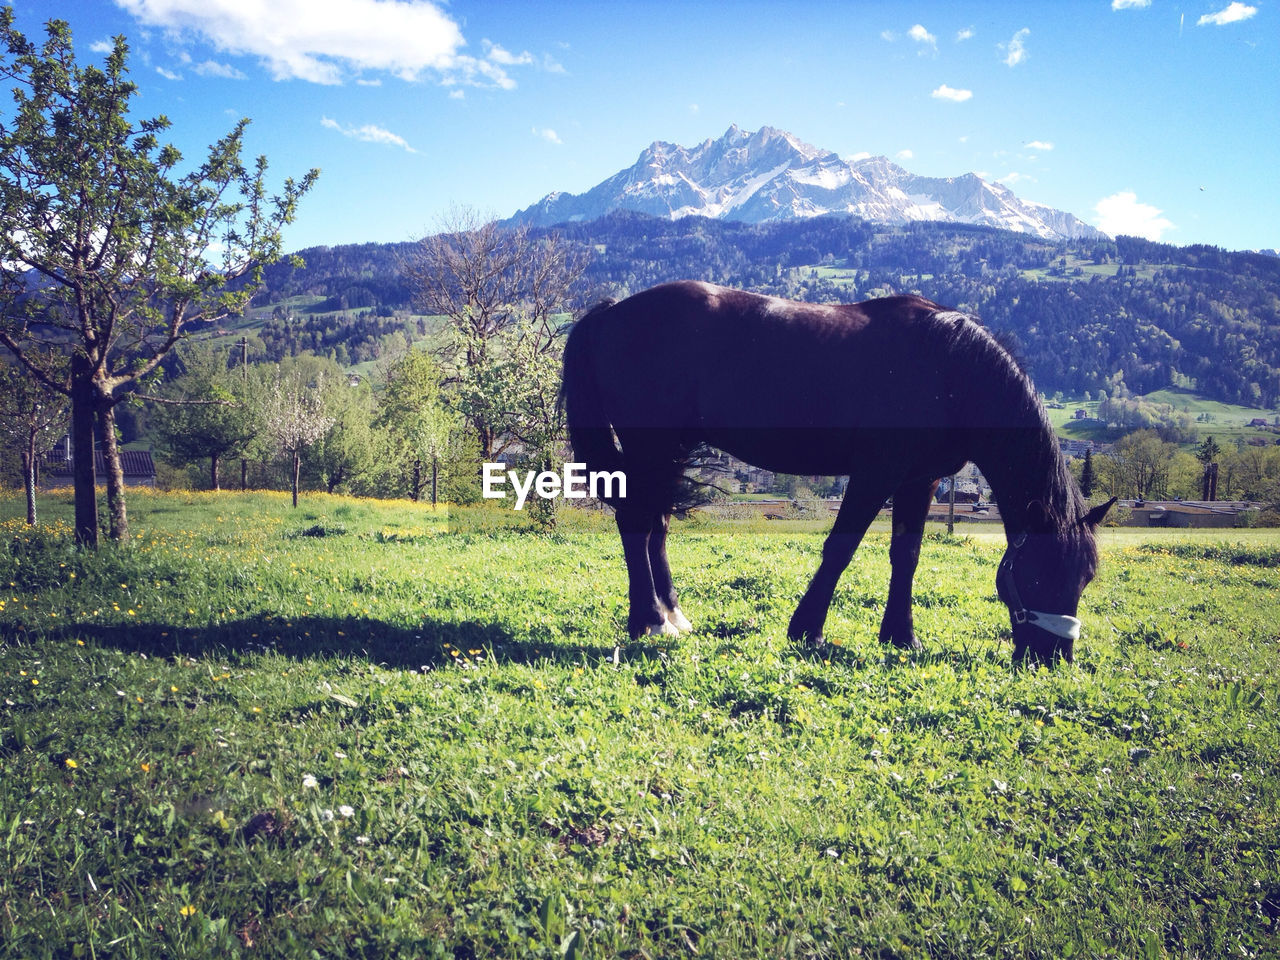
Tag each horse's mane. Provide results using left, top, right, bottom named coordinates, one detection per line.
left=927, top=308, right=1089, bottom=541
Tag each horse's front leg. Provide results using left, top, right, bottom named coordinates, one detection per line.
left=787, top=488, right=883, bottom=648
left=879, top=478, right=938, bottom=651
left=617, top=506, right=675, bottom=638
left=648, top=513, right=692, bottom=633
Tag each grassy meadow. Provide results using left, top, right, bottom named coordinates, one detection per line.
left=1, top=488, right=1278, bottom=958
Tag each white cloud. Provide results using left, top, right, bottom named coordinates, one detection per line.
left=998, top=172, right=1036, bottom=185
left=532, top=127, right=562, bottom=145
left=113, top=0, right=534, bottom=88
left=880, top=29, right=896, bottom=42
left=482, top=41, right=532, bottom=67
left=956, top=27, right=975, bottom=42
left=845, top=151, right=872, bottom=162
left=155, top=66, right=182, bottom=80
left=192, top=59, right=245, bottom=79
left=1002, top=28, right=1030, bottom=67
left=1093, top=191, right=1175, bottom=240
left=908, top=24, right=937, bottom=51
left=931, top=84, right=973, bottom=102
left=1111, top=0, right=1151, bottom=8
left=321, top=115, right=416, bottom=152
left=90, top=39, right=115, bottom=54
left=896, top=149, right=914, bottom=160
left=1198, top=2, right=1258, bottom=25
left=1025, top=140, right=1054, bottom=151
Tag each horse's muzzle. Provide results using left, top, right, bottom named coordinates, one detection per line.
left=1013, top=633, right=1074, bottom=668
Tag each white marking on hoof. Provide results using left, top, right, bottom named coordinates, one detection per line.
left=666, top=606, right=693, bottom=633
left=644, top=619, right=680, bottom=637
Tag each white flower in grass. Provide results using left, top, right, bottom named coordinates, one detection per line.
left=356, top=835, right=371, bottom=845
left=338, top=805, right=355, bottom=818
left=302, top=773, right=319, bottom=789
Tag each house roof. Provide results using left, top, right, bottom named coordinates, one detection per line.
left=44, top=450, right=155, bottom=479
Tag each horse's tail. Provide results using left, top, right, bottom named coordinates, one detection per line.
left=560, top=299, right=625, bottom=505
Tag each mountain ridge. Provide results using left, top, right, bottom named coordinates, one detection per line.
left=508, top=124, right=1104, bottom=242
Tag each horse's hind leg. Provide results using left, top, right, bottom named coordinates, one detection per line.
left=879, top=478, right=938, bottom=651
left=788, top=487, right=884, bottom=647
left=649, top=513, right=692, bottom=633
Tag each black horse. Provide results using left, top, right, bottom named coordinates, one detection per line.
left=561, top=281, right=1113, bottom=664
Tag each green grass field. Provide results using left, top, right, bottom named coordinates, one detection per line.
left=2, top=490, right=1278, bottom=958
left=1044, top=386, right=1276, bottom=448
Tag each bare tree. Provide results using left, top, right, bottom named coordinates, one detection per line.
left=404, top=206, right=587, bottom=460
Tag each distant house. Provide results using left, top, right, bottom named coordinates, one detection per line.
left=1059, top=438, right=1095, bottom=459
left=1124, top=500, right=1258, bottom=528
left=41, top=440, right=156, bottom=489
left=935, top=476, right=983, bottom=504
left=1249, top=418, right=1269, bottom=428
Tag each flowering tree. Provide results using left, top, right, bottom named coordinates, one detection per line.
left=0, top=12, right=317, bottom=545
left=405, top=206, right=587, bottom=461
left=0, top=360, right=67, bottom=524
left=264, top=367, right=335, bottom=508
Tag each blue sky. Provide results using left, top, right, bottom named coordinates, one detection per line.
left=10, top=1, right=1277, bottom=252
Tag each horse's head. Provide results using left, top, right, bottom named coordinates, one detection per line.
left=998, top=498, right=1116, bottom=666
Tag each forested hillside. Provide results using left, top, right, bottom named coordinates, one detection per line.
left=246, top=214, right=1280, bottom=407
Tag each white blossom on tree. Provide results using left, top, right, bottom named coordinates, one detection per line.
left=264, top=371, right=335, bottom=507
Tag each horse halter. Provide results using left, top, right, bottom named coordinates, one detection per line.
left=996, top=533, right=1082, bottom=642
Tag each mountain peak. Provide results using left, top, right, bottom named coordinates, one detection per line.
left=509, top=125, right=1103, bottom=241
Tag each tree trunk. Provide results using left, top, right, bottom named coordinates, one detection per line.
left=98, top=404, right=129, bottom=542
left=411, top=458, right=421, bottom=502
left=69, top=356, right=98, bottom=547
left=210, top=452, right=220, bottom=491
left=431, top=456, right=438, bottom=507
left=291, top=450, right=300, bottom=507
left=241, top=458, right=248, bottom=491
left=22, top=446, right=36, bottom=526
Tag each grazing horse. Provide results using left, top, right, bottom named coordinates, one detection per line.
left=561, top=281, right=1113, bottom=664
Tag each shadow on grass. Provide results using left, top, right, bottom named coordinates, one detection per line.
left=785, top=634, right=1013, bottom=672
left=39, top=614, right=674, bottom=670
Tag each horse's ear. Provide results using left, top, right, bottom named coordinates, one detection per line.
left=1025, top=499, right=1053, bottom=533
left=1081, top=496, right=1117, bottom=528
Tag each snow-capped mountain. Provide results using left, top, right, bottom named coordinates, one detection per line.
left=508, top=124, right=1104, bottom=241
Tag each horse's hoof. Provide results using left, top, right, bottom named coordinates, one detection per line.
left=644, top=619, right=680, bottom=637
left=881, top=632, right=923, bottom=652
left=787, top=630, right=826, bottom=651
left=665, top=606, right=693, bottom=633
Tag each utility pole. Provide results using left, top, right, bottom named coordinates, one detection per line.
left=947, top=473, right=957, bottom=536
left=239, top=337, right=249, bottom=491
